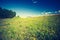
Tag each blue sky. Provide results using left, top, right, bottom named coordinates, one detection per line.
left=0, top=0, right=60, bottom=17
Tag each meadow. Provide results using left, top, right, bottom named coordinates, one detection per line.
left=0, top=15, right=60, bottom=40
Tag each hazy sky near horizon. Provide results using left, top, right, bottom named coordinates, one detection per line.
left=0, top=0, right=60, bottom=17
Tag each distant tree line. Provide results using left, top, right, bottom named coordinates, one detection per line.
left=0, top=7, right=16, bottom=18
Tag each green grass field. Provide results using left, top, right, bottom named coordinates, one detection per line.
left=0, top=15, right=60, bottom=40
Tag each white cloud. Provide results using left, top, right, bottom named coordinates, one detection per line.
left=58, top=10, right=60, bottom=13
left=33, top=1, right=38, bottom=3
left=32, top=0, right=38, bottom=3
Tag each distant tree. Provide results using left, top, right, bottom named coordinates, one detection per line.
left=0, top=7, right=16, bottom=18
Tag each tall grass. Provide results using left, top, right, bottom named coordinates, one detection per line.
left=0, top=15, right=60, bottom=40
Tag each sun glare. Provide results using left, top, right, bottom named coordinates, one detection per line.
left=20, top=15, right=29, bottom=18
left=16, top=10, right=41, bottom=18
left=16, top=14, right=41, bottom=18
